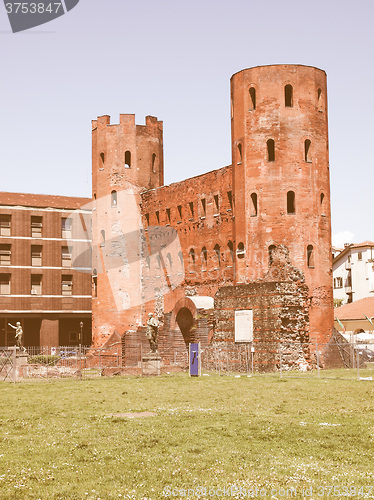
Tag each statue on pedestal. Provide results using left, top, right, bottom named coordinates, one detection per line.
left=146, top=313, right=159, bottom=353
left=8, top=322, right=26, bottom=351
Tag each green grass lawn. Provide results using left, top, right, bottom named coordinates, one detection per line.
left=1, top=372, right=374, bottom=499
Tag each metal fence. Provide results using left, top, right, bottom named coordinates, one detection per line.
left=1, top=340, right=374, bottom=381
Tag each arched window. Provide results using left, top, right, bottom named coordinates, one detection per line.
left=320, top=192, right=326, bottom=215
left=214, top=244, right=221, bottom=266
left=100, top=230, right=105, bottom=247
left=125, top=150, right=131, bottom=168
left=250, top=193, right=258, bottom=216
left=287, top=191, right=295, bottom=214
left=317, top=88, right=322, bottom=103
left=92, top=268, right=97, bottom=298
left=111, top=190, right=117, bottom=207
left=237, top=242, right=245, bottom=259
left=249, top=87, right=256, bottom=110
left=156, top=255, right=161, bottom=271
left=100, top=152, right=105, bottom=168
left=93, top=193, right=96, bottom=200
left=307, top=245, right=314, bottom=268
left=267, top=139, right=275, bottom=162
left=178, top=251, right=183, bottom=268
left=285, top=85, right=293, bottom=107
left=304, top=140, right=311, bottom=162
left=227, top=241, right=234, bottom=263
left=237, top=143, right=243, bottom=164
left=152, top=153, right=157, bottom=173
left=188, top=248, right=196, bottom=265
left=268, top=245, right=276, bottom=266
left=166, top=253, right=172, bottom=272
left=201, top=247, right=208, bottom=267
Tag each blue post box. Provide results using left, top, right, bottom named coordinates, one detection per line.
left=189, top=342, right=200, bottom=376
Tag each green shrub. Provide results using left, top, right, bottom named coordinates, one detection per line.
left=27, top=355, right=60, bottom=366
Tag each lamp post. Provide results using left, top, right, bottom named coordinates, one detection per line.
left=79, top=321, right=83, bottom=345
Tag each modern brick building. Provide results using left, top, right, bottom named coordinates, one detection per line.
left=92, top=64, right=334, bottom=367
left=0, top=192, right=92, bottom=347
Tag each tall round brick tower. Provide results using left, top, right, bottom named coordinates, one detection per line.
left=231, top=64, right=333, bottom=344
left=91, top=114, right=164, bottom=347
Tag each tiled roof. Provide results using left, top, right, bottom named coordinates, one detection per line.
left=0, top=192, right=92, bottom=210
left=334, top=297, right=374, bottom=321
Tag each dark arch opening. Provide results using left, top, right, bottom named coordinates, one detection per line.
left=176, top=307, right=194, bottom=346
left=268, top=245, right=276, bottom=266
left=287, top=191, right=295, bottom=214
left=304, top=140, right=311, bottom=162
left=227, top=240, right=234, bottom=263
left=249, top=87, right=256, bottom=110
left=250, top=192, right=258, bottom=216
left=100, top=153, right=105, bottom=167
left=267, top=139, right=275, bottom=162
left=152, top=153, right=156, bottom=173
left=111, top=190, right=117, bottom=207
left=237, top=143, right=243, bottom=164
left=285, top=85, right=293, bottom=107
left=125, top=150, right=131, bottom=168
left=307, top=245, right=314, bottom=268
left=214, top=244, right=221, bottom=266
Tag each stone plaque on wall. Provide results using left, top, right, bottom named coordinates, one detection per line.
left=235, top=309, right=253, bottom=342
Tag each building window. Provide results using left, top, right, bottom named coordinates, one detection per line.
left=237, top=242, right=245, bottom=259
left=0, top=245, right=11, bottom=266
left=111, top=190, right=117, bottom=207
left=267, top=139, right=275, bottom=162
left=62, top=275, right=73, bottom=296
left=0, top=274, right=10, bottom=295
left=214, top=195, right=219, bottom=214
left=92, top=269, right=97, bottom=298
left=320, top=192, right=326, bottom=215
left=250, top=193, right=258, bottom=216
left=214, top=244, right=221, bottom=266
left=249, top=87, right=256, bottom=110
left=178, top=251, right=183, bottom=268
left=227, top=191, right=233, bottom=210
left=201, top=198, right=206, bottom=218
left=188, top=248, right=196, bottom=265
left=62, top=246, right=72, bottom=267
left=62, top=217, right=72, bottom=239
left=152, top=153, right=157, bottom=173
left=177, top=205, right=182, bottom=220
left=31, top=245, right=42, bottom=267
left=307, top=245, right=314, bottom=268
left=287, top=191, right=296, bottom=214
left=358, top=252, right=362, bottom=261
left=145, top=213, right=150, bottom=226
left=31, top=275, right=42, bottom=295
left=227, top=241, right=234, bottom=263
left=166, top=253, right=172, bottom=273
left=334, top=277, right=343, bottom=289
left=166, top=208, right=171, bottom=224
left=269, top=245, right=276, bottom=266
left=237, top=143, right=243, bottom=164
left=304, top=139, right=311, bottom=162
left=285, top=84, right=293, bottom=107
left=201, top=247, right=208, bottom=267
left=317, top=88, right=322, bottom=104
left=189, top=202, right=194, bottom=218
left=100, top=152, right=105, bottom=168
left=100, top=230, right=105, bottom=248
left=0, top=215, right=11, bottom=236
left=125, top=150, right=131, bottom=168
left=156, top=211, right=160, bottom=224
left=31, top=216, right=42, bottom=237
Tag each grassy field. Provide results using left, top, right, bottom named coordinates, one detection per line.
left=1, top=372, right=374, bottom=499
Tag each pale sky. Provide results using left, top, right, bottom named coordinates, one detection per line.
left=0, top=0, right=373, bottom=246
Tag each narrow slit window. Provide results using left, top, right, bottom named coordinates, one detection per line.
left=320, top=192, right=326, bottom=215
left=189, top=202, right=194, bottom=218
left=227, top=241, right=234, bottom=263
left=156, top=211, right=160, bottom=224
left=267, top=139, right=275, bottom=161
left=178, top=251, right=183, bottom=268
left=237, top=242, right=245, bottom=259
left=227, top=191, right=233, bottom=210
left=177, top=205, right=182, bottom=220
left=166, top=208, right=171, bottom=224
left=304, top=140, right=311, bottom=162
left=214, top=195, right=219, bottom=214
left=145, top=213, right=150, bottom=226
left=100, top=230, right=105, bottom=247
left=166, top=253, right=172, bottom=272
left=189, top=248, right=196, bottom=264
left=307, top=245, right=314, bottom=268
left=287, top=191, right=295, bottom=214
left=250, top=193, right=258, bottom=216
left=125, top=150, right=131, bottom=168
left=92, top=269, right=97, bottom=297
left=201, top=247, right=208, bottom=267
left=317, top=88, right=322, bottom=105
left=100, top=152, right=105, bottom=168
left=285, top=85, right=293, bottom=107
left=152, top=153, right=157, bottom=173
left=237, top=143, right=243, bottom=164
left=111, top=190, right=117, bottom=207
left=249, top=87, right=256, bottom=110
left=201, top=198, right=206, bottom=217
left=214, top=244, right=221, bottom=266
left=268, top=245, right=276, bottom=266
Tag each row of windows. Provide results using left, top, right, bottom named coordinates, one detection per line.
left=246, top=84, right=323, bottom=111
left=0, top=274, right=73, bottom=295
left=0, top=215, right=73, bottom=238
left=0, top=245, right=74, bottom=267
left=99, top=151, right=158, bottom=173
left=237, top=139, right=314, bottom=164
left=250, top=191, right=326, bottom=216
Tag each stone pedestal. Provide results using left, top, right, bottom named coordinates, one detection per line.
left=1, top=348, right=29, bottom=382
left=142, top=353, right=161, bottom=375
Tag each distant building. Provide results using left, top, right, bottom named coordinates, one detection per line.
left=0, top=192, right=92, bottom=347
left=333, top=241, right=374, bottom=305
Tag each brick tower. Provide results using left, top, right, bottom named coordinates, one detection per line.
left=91, top=114, right=164, bottom=347
left=230, top=64, right=333, bottom=343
